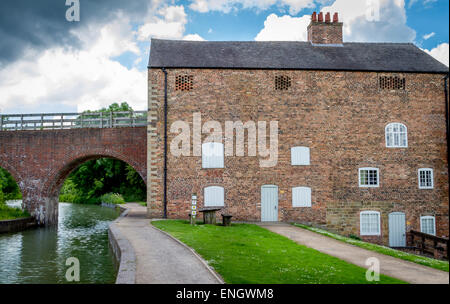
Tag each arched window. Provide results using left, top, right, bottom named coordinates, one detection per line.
left=202, top=142, right=224, bottom=168
left=292, top=187, right=312, bottom=207
left=385, top=123, right=407, bottom=148
left=291, top=147, right=310, bottom=166
left=204, top=186, right=225, bottom=207
left=360, top=211, right=381, bottom=236
left=420, top=216, right=436, bottom=236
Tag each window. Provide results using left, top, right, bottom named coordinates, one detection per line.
left=204, top=186, right=224, bottom=207
left=385, top=123, right=407, bottom=148
left=175, top=75, right=193, bottom=91
left=202, top=142, right=224, bottom=169
left=418, top=168, right=434, bottom=189
left=360, top=211, right=381, bottom=236
left=275, top=76, right=291, bottom=91
left=292, top=187, right=312, bottom=207
left=291, top=147, right=310, bottom=166
left=420, top=216, right=436, bottom=236
left=379, top=76, right=405, bottom=90
left=359, top=168, right=379, bottom=187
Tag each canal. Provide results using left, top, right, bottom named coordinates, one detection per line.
left=0, top=201, right=120, bottom=284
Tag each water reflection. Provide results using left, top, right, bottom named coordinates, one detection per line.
left=0, top=202, right=120, bottom=284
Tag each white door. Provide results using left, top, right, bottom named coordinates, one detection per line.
left=389, top=212, right=406, bottom=247
left=261, top=185, right=278, bottom=222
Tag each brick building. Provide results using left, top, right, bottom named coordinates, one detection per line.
left=147, top=12, right=449, bottom=246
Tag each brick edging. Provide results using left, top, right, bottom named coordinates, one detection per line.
left=108, top=207, right=137, bottom=284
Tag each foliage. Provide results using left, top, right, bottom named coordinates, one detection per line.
left=293, top=223, right=449, bottom=272
left=0, top=167, right=22, bottom=204
left=0, top=204, right=30, bottom=220
left=152, top=220, right=405, bottom=284
left=100, top=193, right=125, bottom=205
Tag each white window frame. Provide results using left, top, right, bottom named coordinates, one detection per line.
left=360, top=211, right=381, bottom=236
left=418, top=168, right=434, bottom=189
left=359, top=168, right=380, bottom=188
left=292, top=187, right=312, bottom=207
left=291, top=147, right=310, bottom=166
left=385, top=123, right=408, bottom=148
left=202, top=142, right=224, bottom=169
left=420, top=216, right=436, bottom=236
left=204, top=186, right=225, bottom=207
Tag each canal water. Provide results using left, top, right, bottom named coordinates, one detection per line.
left=0, top=201, right=120, bottom=284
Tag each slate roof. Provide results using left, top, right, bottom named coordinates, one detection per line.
left=149, top=39, right=448, bottom=73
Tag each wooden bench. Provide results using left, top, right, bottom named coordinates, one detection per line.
left=222, top=214, right=233, bottom=227
left=198, top=207, right=222, bottom=224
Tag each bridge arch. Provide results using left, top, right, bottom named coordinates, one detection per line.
left=1, top=126, right=147, bottom=226
left=38, top=149, right=147, bottom=225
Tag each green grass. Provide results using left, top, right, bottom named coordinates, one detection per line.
left=0, top=204, right=31, bottom=220
left=292, top=223, right=449, bottom=273
left=152, top=220, right=406, bottom=284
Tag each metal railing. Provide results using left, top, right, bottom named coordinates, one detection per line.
left=0, top=111, right=147, bottom=131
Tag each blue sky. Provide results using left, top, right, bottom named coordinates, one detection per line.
left=0, top=0, right=448, bottom=114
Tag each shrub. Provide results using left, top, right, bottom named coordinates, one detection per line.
left=100, top=193, right=125, bottom=205
left=0, top=204, right=30, bottom=220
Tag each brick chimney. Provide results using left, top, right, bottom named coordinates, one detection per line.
left=307, top=12, right=343, bottom=45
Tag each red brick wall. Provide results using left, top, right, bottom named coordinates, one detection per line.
left=307, top=22, right=343, bottom=44
left=147, top=68, right=449, bottom=245
left=0, top=127, right=147, bottom=225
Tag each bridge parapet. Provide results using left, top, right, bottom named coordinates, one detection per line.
left=0, top=111, right=147, bottom=131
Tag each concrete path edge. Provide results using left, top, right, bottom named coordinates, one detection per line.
left=150, top=219, right=225, bottom=284
left=108, top=206, right=137, bottom=284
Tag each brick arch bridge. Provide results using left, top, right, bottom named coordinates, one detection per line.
left=0, top=127, right=147, bottom=225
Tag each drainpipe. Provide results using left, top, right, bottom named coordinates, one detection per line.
left=162, top=68, right=168, bottom=219
left=444, top=73, right=450, bottom=193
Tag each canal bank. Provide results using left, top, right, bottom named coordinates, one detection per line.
left=109, top=203, right=223, bottom=284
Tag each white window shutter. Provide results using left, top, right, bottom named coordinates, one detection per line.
left=292, top=187, right=311, bottom=207
left=204, top=186, right=225, bottom=207
left=202, top=142, right=224, bottom=168
left=291, top=147, right=310, bottom=166
left=360, top=211, right=380, bottom=236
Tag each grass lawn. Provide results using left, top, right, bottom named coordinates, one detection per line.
left=292, top=223, right=449, bottom=273
left=152, top=220, right=406, bottom=284
left=0, top=204, right=30, bottom=221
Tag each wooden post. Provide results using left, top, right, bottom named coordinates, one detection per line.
left=61, top=114, right=64, bottom=129
left=191, top=194, right=197, bottom=225
left=0, top=115, right=3, bottom=131
left=100, top=112, right=103, bottom=128
left=21, top=115, right=24, bottom=131
left=110, top=111, right=113, bottom=128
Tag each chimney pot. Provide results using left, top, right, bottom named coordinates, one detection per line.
left=325, top=12, right=331, bottom=23
left=333, top=12, right=339, bottom=23
left=318, top=12, right=324, bottom=22
left=312, top=12, right=317, bottom=22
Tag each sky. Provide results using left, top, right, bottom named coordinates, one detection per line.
left=0, top=0, right=448, bottom=114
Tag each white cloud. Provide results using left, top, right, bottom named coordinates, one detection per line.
left=255, top=14, right=311, bottom=41
left=138, top=5, right=188, bottom=40
left=183, top=34, right=206, bottom=41
left=189, top=0, right=314, bottom=14
left=0, top=17, right=147, bottom=113
left=422, top=32, right=435, bottom=40
left=424, top=43, right=449, bottom=67
left=0, top=4, right=207, bottom=114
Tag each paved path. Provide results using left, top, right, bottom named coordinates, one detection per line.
left=258, top=223, right=449, bottom=284
left=113, top=203, right=222, bottom=284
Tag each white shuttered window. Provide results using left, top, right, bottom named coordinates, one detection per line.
left=360, top=211, right=381, bottom=236
left=420, top=216, right=436, bottom=236
left=292, top=187, right=312, bottom=207
left=202, top=142, right=224, bottom=168
left=291, top=147, right=310, bottom=166
left=204, top=186, right=225, bottom=207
